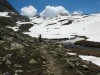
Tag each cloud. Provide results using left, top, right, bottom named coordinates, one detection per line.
left=21, top=5, right=37, bottom=17
left=40, top=6, right=69, bottom=17
left=73, top=11, right=83, bottom=15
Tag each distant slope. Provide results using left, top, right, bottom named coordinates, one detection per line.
left=23, top=13, right=100, bottom=42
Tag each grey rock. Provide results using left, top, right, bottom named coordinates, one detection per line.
left=0, top=57, right=3, bottom=59
left=29, top=59, right=37, bottom=64
left=75, top=62, right=80, bottom=66
left=14, top=64, right=22, bottom=68
left=0, top=41, right=5, bottom=44
left=82, top=60, right=91, bottom=65
left=76, top=70, right=84, bottom=75
left=19, top=49, right=25, bottom=55
left=6, top=54, right=12, bottom=58
left=4, top=36, right=13, bottom=41
left=2, top=56, right=7, bottom=62
left=10, top=43, right=24, bottom=50
left=5, top=59, right=11, bottom=65
left=15, top=70, right=23, bottom=73
left=2, top=72, right=10, bottom=75
left=66, top=60, right=75, bottom=68
left=82, top=65, right=88, bottom=69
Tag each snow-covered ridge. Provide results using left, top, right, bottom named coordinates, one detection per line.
left=17, top=13, right=100, bottom=42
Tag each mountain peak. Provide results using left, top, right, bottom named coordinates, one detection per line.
left=0, top=0, right=18, bottom=14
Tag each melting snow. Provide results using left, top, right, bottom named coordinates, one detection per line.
left=16, top=21, right=33, bottom=25
left=0, top=12, right=10, bottom=17
left=7, top=21, right=33, bottom=31
left=22, top=13, right=100, bottom=42
left=66, top=52, right=77, bottom=55
left=79, top=55, right=100, bottom=66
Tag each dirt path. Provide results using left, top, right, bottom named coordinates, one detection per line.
left=39, top=45, right=63, bottom=75
left=36, top=41, right=100, bottom=75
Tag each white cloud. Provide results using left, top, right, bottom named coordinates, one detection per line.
left=73, top=11, right=83, bottom=15
left=40, top=5, right=69, bottom=17
left=21, top=5, right=37, bottom=17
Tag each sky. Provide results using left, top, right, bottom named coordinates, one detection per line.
left=8, top=0, right=100, bottom=16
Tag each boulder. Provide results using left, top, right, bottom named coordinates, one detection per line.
left=5, top=59, right=11, bottom=65
left=76, top=70, right=84, bottom=75
left=14, top=64, right=22, bottom=68
left=29, top=59, right=37, bottom=64
left=0, top=41, right=5, bottom=44
left=2, top=56, right=7, bottom=62
left=66, top=60, right=75, bottom=68
left=10, top=43, right=24, bottom=50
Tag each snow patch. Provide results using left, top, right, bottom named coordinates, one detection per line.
left=24, top=13, right=100, bottom=42
left=7, top=21, right=33, bottom=31
left=66, top=52, right=77, bottom=55
left=79, top=55, right=100, bottom=66
left=0, top=12, right=10, bottom=17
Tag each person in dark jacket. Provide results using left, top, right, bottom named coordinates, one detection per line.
left=38, top=34, right=42, bottom=42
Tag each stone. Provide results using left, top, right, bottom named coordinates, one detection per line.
left=75, top=62, right=80, bottom=66
left=10, top=43, right=24, bottom=50
left=14, top=64, right=22, bottom=68
left=76, top=70, right=84, bottom=75
left=0, top=57, right=2, bottom=59
left=49, top=51, right=58, bottom=54
left=82, top=65, right=89, bottom=72
left=19, top=49, right=25, bottom=55
left=4, top=36, right=13, bottom=41
left=66, top=60, right=75, bottom=68
left=0, top=41, right=5, bottom=44
left=5, top=59, right=11, bottom=65
left=6, top=54, right=12, bottom=58
left=29, top=59, right=37, bottom=64
left=15, top=70, right=23, bottom=73
left=82, top=60, right=91, bottom=65
left=2, top=72, right=10, bottom=75
left=82, top=65, right=88, bottom=69
left=2, top=56, right=7, bottom=62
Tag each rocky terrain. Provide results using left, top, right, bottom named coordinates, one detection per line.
left=0, top=26, right=100, bottom=75
left=0, top=0, right=100, bottom=75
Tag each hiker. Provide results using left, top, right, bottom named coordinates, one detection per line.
left=38, top=34, right=42, bottom=42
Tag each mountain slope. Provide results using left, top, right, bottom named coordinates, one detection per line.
left=0, top=0, right=18, bottom=14
left=23, top=13, right=100, bottom=42
left=0, top=1, right=100, bottom=75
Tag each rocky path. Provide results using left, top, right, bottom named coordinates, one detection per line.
left=38, top=44, right=63, bottom=75
left=37, top=42, right=78, bottom=75
left=0, top=26, right=100, bottom=75
left=37, top=41, right=100, bottom=75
